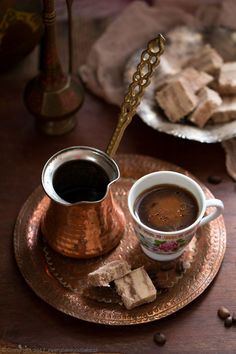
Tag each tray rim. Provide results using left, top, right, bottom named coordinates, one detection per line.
left=14, top=154, right=227, bottom=325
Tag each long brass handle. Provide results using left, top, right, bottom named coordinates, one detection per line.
left=106, top=34, right=165, bottom=158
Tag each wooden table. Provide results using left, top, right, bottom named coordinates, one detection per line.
left=1, top=4, right=236, bottom=354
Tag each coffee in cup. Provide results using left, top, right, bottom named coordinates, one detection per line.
left=128, top=171, right=224, bottom=261
left=134, top=184, right=199, bottom=232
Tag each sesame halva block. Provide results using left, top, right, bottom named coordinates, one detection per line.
left=217, top=62, right=236, bottom=94
left=87, top=260, right=131, bottom=287
left=114, top=267, right=157, bottom=310
left=185, top=44, right=223, bottom=75
left=211, top=96, right=236, bottom=123
left=156, top=78, right=198, bottom=122
left=189, top=87, right=222, bottom=127
left=162, top=67, right=213, bottom=93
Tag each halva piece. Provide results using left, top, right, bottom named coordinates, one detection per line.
left=189, top=87, right=222, bottom=127
left=156, top=78, right=198, bottom=122
left=161, top=67, right=213, bottom=93
left=114, top=267, right=157, bottom=310
left=185, top=44, right=223, bottom=74
left=87, top=260, right=131, bottom=287
left=217, top=62, right=236, bottom=94
left=179, top=68, right=213, bottom=92
left=211, top=96, right=236, bottom=123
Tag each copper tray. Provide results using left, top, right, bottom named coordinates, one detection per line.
left=14, top=154, right=226, bottom=325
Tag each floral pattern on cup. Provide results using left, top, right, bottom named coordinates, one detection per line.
left=138, top=232, right=188, bottom=254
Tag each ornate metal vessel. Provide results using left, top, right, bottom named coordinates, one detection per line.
left=41, top=146, right=125, bottom=258
left=24, top=0, right=84, bottom=135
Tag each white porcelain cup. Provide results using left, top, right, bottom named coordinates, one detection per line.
left=128, top=171, right=224, bottom=261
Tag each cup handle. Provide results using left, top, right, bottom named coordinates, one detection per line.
left=199, top=199, right=224, bottom=227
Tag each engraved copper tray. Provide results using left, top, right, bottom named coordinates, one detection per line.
left=14, top=154, right=226, bottom=325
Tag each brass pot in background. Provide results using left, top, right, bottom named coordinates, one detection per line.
left=24, top=0, right=84, bottom=136
left=0, top=0, right=43, bottom=72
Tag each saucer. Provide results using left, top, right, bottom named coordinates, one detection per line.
left=14, top=154, right=226, bottom=325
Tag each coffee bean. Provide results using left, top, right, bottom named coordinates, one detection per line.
left=153, top=332, right=166, bottom=346
left=224, top=316, right=233, bottom=328
left=218, top=306, right=230, bottom=320
left=207, top=175, right=222, bottom=184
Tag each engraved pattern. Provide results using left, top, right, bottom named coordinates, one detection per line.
left=0, top=8, right=41, bottom=38
left=14, top=154, right=226, bottom=325
left=106, top=35, right=165, bottom=157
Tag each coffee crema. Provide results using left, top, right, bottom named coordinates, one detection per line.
left=134, top=184, right=199, bottom=232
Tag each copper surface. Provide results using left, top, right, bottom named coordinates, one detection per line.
left=14, top=154, right=226, bottom=325
left=40, top=146, right=125, bottom=259
left=41, top=189, right=125, bottom=258
left=106, top=35, right=165, bottom=158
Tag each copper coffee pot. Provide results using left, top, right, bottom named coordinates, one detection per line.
left=41, top=146, right=125, bottom=258
left=40, top=35, right=165, bottom=259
